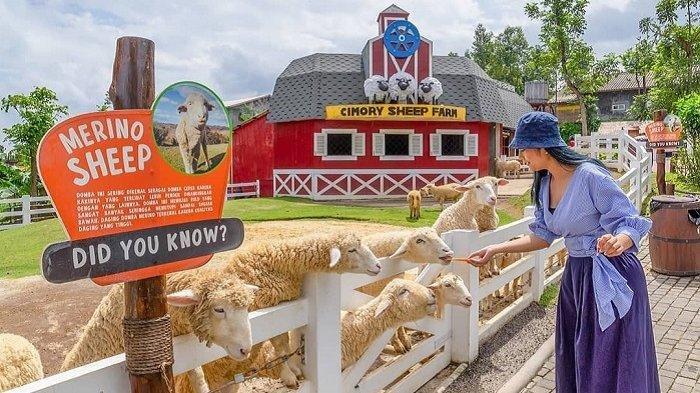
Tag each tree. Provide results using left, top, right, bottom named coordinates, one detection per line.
left=489, top=26, right=531, bottom=94
left=1, top=87, right=68, bottom=196
left=466, top=24, right=494, bottom=70
left=674, top=92, right=700, bottom=186
left=96, top=91, right=113, bottom=111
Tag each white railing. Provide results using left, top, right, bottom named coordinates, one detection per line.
left=226, top=180, right=260, bottom=199
left=273, top=169, right=479, bottom=200
left=0, top=195, right=55, bottom=230
left=14, top=135, right=653, bottom=392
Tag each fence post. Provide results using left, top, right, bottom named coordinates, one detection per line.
left=256, top=179, right=260, bottom=198
left=21, top=195, right=31, bottom=225
left=523, top=206, right=546, bottom=300
left=304, top=273, right=342, bottom=393
left=446, top=229, right=480, bottom=363
left=635, top=158, right=643, bottom=210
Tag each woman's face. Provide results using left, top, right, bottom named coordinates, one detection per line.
left=520, top=148, right=549, bottom=171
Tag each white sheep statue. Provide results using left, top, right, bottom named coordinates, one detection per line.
left=407, top=189, right=422, bottom=219
left=388, top=71, right=417, bottom=104
left=341, top=279, right=436, bottom=370
left=0, top=333, right=43, bottom=391
left=176, top=92, right=215, bottom=174
left=181, top=232, right=383, bottom=392
left=417, top=77, right=443, bottom=104
left=60, top=269, right=259, bottom=372
left=363, top=75, right=390, bottom=103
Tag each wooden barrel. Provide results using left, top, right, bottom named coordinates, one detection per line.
left=649, top=195, right=700, bottom=276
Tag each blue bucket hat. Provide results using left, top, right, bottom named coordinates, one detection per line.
left=509, top=112, right=567, bottom=149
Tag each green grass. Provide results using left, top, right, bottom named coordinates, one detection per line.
left=1, top=197, right=517, bottom=279
left=538, top=282, right=560, bottom=308
left=157, top=144, right=228, bottom=174
left=666, top=172, right=700, bottom=194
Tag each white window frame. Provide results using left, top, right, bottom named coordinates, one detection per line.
left=377, top=129, right=419, bottom=161
left=611, top=103, right=626, bottom=112
left=318, top=129, right=360, bottom=161
left=433, top=129, right=478, bottom=161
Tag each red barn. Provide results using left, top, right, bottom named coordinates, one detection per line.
left=231, top=5, right=532, bottom=200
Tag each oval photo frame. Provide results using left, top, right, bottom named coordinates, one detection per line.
left=151, top=81, right=232, bottom=175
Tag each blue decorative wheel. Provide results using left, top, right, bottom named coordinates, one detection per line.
left=383, top=20, right=420, bottom=58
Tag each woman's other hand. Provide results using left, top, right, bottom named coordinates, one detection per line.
left=466, top=246, right=498, bottom=267
left=596, top=233, right=633, bottom=257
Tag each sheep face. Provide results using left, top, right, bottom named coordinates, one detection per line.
left=375, top=279, right=437, bottom=318
left=429, top=273, right=472, bottom=307
left=455, top=176, right=509, bottom=207
left=417, top=77, right=443, bottom=104
left=388, top=72, right=417, bottom=103
left=166, top=275, right=258, bottom=361
left=383, top=227, right=454, bottom=265
left=178, top=93, right=214, bottom=129
left=329, top=235, right=382, bottom=276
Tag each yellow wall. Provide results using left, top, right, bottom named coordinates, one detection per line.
left=555, top=103, right=581, bottom=123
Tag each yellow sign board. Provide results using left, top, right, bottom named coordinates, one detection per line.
left=325, top=104, right=467, bottom=122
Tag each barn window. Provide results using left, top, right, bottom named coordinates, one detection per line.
left=430, top=130, right=477, bottom=161
left=373, top=130, right=422, bottom=160
left=314, top=129, right=364, bottom=161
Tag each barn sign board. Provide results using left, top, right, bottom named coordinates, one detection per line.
left=645, top=114, right=683, bottom=149
left=38, top=81, right=242, bottom=285
left=325, top=104, right=466, bottom=122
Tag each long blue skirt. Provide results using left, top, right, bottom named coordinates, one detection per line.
left=556, top=253, right=660, bottom=393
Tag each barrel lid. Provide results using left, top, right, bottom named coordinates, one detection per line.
left=651, top=195, right=696, bottom=204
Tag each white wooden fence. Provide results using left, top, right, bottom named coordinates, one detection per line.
left=227, top=180, right=260, bottom=199
left=12, top=132, right=652, bottom=393
left=0, top=195, right=55, bottom=230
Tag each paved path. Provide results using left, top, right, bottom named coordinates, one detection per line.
left=522, top=241, right=700, bottom=393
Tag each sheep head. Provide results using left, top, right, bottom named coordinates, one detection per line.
left=177, top=93, right=214, bottom=129
left=327, top=233, right=382, bottom=276
left=364, top=75, right=390, bottom=103
left=166, top=270, right=258, bottom=361
left=429, top=273, right=472, bottom=308
left=374, top=279, right=437, bottom=320
left=418, top=77, right=444, bottom=104
left=380, top=227, right=454, bottom=265
left=454, top=176, right=509, bottom=207
left=388, top=72, right=417, bottom=103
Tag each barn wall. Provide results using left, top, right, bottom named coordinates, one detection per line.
left=231, top=114, right=275, bottom=195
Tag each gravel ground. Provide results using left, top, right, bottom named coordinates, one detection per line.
left=437, top=302, right=557, bottom=393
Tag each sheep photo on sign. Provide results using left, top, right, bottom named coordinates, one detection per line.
left=152, top=81, right=231, bottom=175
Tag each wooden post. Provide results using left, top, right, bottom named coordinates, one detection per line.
left=653, top=110, right=667, bottom=195
left=110, top=36, right=172, bottom=393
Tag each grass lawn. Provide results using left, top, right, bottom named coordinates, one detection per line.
left=538, top=282, right=560, bottom=308
left=0, top=196, right=521, bottom=279
left=157, top=143, right=228, bottom=174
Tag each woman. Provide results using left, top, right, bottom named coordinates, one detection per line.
left=468, top=112, right=660, bottom=393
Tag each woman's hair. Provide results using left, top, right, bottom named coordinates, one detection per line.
left=532, top=146, right=607, bottom=208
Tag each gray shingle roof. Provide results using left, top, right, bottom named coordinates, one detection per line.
left=598, top=72, right=654, bottom=92
left=268, top=53, right=532, bottom=128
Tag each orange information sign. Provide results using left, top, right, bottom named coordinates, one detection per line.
left=38, top=82, right=241, bottom=285
left=645, top=114, right=683, bottom=149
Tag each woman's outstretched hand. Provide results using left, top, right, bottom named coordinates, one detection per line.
left=465, top=246, right=498, bottom=267
left=596, top=233, right=633, bottom=257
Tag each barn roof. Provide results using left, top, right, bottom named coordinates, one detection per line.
left=268, top=53, right=533, bottom=128
left=598, top=72, right=654, bottom=92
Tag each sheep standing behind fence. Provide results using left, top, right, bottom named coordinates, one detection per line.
left=407, top=190, right=422, bottom=219
left=0, top=333, right=43, bottom=391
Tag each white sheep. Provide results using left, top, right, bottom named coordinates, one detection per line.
left=424, top=183, right=464, bottom=209
left=495, top=157, right=522, bottom=178
left=185, top=232, right=383, bottom=391
left=363, top=75, right=390, bottom=103
left=388, top=71, right=417, bottom=104
left=0, top=334, right=43, bottom=391
left=407, top=189, right=422, bottom=219
left=176, top=92, right=215, bottom=174
left=417, top=77, right=443, bottom=104
left=61, top=269, right=259, bottom=372
left=432, top=176, right=509, bottom=235
left=341, top=279, right=436, bottom=370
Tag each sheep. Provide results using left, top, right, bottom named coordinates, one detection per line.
left=495, top=157, right=522, bottom=178
left=0, top=334, right=43, bottom=391
left=60, top=269, right=259, bottom=372
left=341, top=279, right=437, bottom=370
left=186, top=232, right=383, bottom=391
left=364, top=75, right=390, bottom=103
left=407, top=190, right=422, bottom=219
left=424, top=183, right=464, bottom=209
left=428, top=182, right=502, bottom=232
left=417, top=77, right=443, bottom=104
left=176, top=92, right=215, bottom=174
left=388, top=71, right=417, bottom=104
left=432, top=176, right=509, bottom=235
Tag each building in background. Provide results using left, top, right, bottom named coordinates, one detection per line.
left=225, top=94, right=270, bottom=128
left=597, top=72, right=653, bottom=120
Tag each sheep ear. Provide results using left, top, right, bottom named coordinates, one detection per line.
left=329, top=247, right=342, bottom=267
left=167, top=289, right=200, bottom=307
left=244, top=284, right=260, bottom=294
left=205, top=102, right=215, bottom=111
left=428, top=282, right=441, bottom=290
left=177, top=105, right=187, bottom=113
left=374, top=298, right=392, bottom=317
left=497, top=178, right=509, bottom=186
left=386, top=241, right=410, bottom=260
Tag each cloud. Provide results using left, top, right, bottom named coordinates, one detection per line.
left=0, top=0, right=655, bottom=148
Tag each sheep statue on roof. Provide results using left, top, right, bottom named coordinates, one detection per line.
left=364, top=75, right=390, bottom=104
left=388, top=71, right=417, bottom=104
left=418, top=77, right=443, bottom=104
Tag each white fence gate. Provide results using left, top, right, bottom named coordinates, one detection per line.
left=12, top=132, right=652, bottom=393
left=0, top=195, right=55, bottom=230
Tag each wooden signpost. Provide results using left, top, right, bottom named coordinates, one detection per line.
left=37, top=36, right=242, bottom=392
left=646, top=109, right=683, bottom=195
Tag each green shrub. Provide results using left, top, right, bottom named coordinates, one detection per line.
left=674, top=93, right=700, bottom=188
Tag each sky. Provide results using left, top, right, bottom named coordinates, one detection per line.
left=0, top=0, right=658, bottom=147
